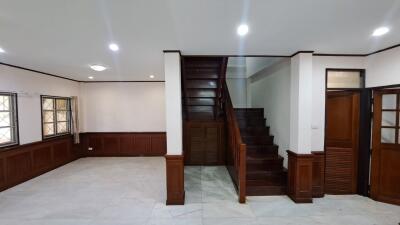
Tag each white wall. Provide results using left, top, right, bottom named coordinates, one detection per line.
left=249, top=59, right=291, bottom=166
left=164, top=52, right=182, bottom=155
left=366, top=47, right=400, bottom=87
left=0, top=64, right=80, bottom=144
left=311, top=56, right=365, bottom=151
left=226, top=78, right=247, bottom=108
left=80, top=82, right=166, bottom=132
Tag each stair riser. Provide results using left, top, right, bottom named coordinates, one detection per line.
left=247, top=162, right=283, bottom=171
left=238, top=120, right=265, bottom=127
left=247, top=145, right=278, bottom=152
left=241, top=130, right=270, bottom=136
left=247, top=178, right=286, bottom=186
left=242, top=137, right=274, bottom=145
left=246, top=186, right=286, bottom=196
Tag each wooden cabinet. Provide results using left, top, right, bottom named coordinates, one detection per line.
left=184, top=121, right=225, bottom=165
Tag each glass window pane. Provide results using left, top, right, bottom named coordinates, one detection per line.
left=0, top=112, right=10, bottom=126
left=56, top=99, right=67, bottom=110
left=44, top=123, right=54, bottom=136
left=327, top=71, right=363, bottom=88
left=43, top=111, right=54, bottom=123
left=382, top=111, right=396, bottom=126
left=0, top=95, right=10, bottom=110
left=381, top=128, right=396, bottom=143
left=382, top=94, right=397, bottom=110
left=57, top=111, right=67, bottom=121
left=57, top=122, right=67, bottom=133
left=0, top=127, right=11, bottom=144
left=43, top=98, right=54, bottom=110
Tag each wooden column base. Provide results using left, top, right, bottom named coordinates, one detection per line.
left=287, top=150, right=314, bottom=203
left=165, top=155, right=185, bottom=205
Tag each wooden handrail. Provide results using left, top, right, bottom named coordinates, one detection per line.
left=223, top=82, right=247, bottom=203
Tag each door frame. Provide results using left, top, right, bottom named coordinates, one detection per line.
left=324, top=68, right=371, bottom=196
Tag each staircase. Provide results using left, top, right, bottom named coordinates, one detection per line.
left=235, top=108, right=287, bottom=196
left=182, top=57, right=227, bottom=120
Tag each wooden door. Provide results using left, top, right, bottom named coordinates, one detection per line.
left=183, top=121, right=225, bottom=165
left=371, top=89, right=400, bottom=205
left=325, top=91, right=360, bottom=194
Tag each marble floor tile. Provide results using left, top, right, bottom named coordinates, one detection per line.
left=0, top=158, right=399, bottom=225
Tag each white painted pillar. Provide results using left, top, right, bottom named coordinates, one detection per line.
left=289, top=53, right=313, bottom=154
left=164, top=51, right=183, bottom=155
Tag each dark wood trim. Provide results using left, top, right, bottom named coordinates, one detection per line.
left=290, top=51, right=314, bottom=57
left=163, top=50, right=182, bottom=55
left=365, top=43, right=400, bottom=56
left=313, top=53, right=365, bottom=57
left=311, top=151, right=325, bottom=198
left=183, top=54, right=290, bottom=58
left=0, top=135, right=81, bottom=192
left=165, top=154, right=185, bottom=205
left=371, top=83, right=400, bottom=90
left=0, top=62, right=80, bottom=82
left=82, top=81, right=165, bottom=83
left=287, top=150, right=313, bottom=203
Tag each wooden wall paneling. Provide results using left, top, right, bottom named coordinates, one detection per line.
left=0, top=157, right=5, bottom=189
left=165, top=155, right=185, bottom=205
left=53, top=139, right=71, bottom=166
left=287, top=150, right=313, bottom=203
left=103, top=135, right=121, bottom=156
left=32, top=145, right=53, bottom=173
left=81, top=133, right=167, bottom=157
left=119, top=134, right=134, bottom=156
left=133, top=134, right=151, bottom=155
left=6, top=150, right=32, bottom=186
left=312, top=151, right=325, bottom=198
left=150, top=133, right=167, bottom=156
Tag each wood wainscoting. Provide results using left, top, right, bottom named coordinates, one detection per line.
left=0, top=135, right=81, bottom=192
left=165, top=155, right=185, bottom=205
left=312, top=151, right=325, bottom=198
left=287, top=150, right=314, bottom=203
left=81, top=132, right=166, bottom=157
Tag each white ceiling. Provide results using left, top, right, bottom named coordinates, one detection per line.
left=0, top=0, right=399, bottom=81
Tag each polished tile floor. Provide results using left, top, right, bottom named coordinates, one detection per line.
left=0, top=157, right=399, bottom=225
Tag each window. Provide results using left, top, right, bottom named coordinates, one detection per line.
left=326, top=69, right=365, bottom=89
left=0, top=93, right=18, bottom=147
left=41, top=96, right=71, bottom=138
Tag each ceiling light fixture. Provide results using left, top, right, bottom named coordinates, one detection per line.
left=0, top=47, right=5, bottom=53
left=237, top=24, right=249, bottom=36
left=88, top=76, right=94, bottom=80
left=372, top=27, right=390, bottom=37
left=90, top=64, right=107, bottom=72
left=109, top=43, right=119, bottom=52
left=149, top=75, right=155, bottom=79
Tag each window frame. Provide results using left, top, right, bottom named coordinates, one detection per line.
left=0, top=92, right=19, bottom=148
left=41, top=95, right=72, bottom=140
left=325, top=68, right=366, bottom=90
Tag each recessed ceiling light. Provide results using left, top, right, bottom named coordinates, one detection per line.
left=149, top=75, right=155, bottom=79
left=237, top=24, right=249, bottom=36
left=372, top=27, right=390, bottom=37
left=0, top=47, right=5, bottom=53
left=109, top=43, right=119, bottom=52
left=88, top=76, right=94, bottom=80
left=90, top=64, right=107, bottom=72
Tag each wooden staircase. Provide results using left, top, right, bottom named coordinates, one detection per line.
left=235, top=108, right=287, bottom=196
left=182, top=57, right=227, bottom=120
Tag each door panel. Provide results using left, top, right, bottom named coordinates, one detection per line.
left=371, top=90, right=400, bottom=205
left=325, top=91, right=360, bottom=194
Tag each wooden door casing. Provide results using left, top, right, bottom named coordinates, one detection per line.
left=325, top=91, right=360, bottom=194
left=371, top=90, right=400, bottom=205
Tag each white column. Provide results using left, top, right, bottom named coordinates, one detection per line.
left=289, top=53, right=313, bottom=154
left=164, top=51, right=183, bottom=155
